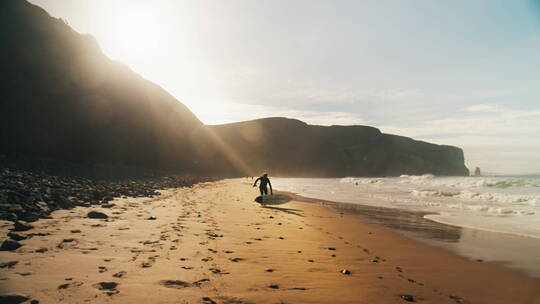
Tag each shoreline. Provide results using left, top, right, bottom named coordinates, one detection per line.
left=279, top=189, right=540, bottom=279
left=1, top=179, right=539, bottom=303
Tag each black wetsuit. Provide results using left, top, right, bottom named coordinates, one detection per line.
left=253, top=176, right=272, bottom=195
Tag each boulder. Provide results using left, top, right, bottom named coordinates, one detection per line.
left=0, top=239, right=22, bottom=251
left=11, top=221, right=33, bottom=232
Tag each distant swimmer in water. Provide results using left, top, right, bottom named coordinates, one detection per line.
left=253, top=173, right=273, bottom=196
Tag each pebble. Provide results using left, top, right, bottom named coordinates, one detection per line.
left=340, top=269, right=352, bottom=275
left=87, top=211, right=108, bottom=219
left=400, top=294, right=416, bottom=302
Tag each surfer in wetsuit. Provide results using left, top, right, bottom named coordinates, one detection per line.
left=253, top=173, right=273, bottom=196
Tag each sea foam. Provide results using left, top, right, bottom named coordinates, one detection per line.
left=272, top=175, right=540, bottom=238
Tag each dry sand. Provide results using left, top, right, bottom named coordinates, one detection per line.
left=1, top=179, right=539, bottom=304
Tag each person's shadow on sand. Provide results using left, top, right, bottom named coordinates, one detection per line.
left=263, top=206, right=305, bottom=217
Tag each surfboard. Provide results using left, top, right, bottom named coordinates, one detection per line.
left=254, top=194, right=293, bottom=205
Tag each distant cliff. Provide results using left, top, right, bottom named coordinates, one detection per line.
left=0, top=0, right=468, bottom=177
left=207, top=118, right=469, bottom=177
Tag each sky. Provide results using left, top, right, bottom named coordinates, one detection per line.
left=29, top=0, right=540, bottom=175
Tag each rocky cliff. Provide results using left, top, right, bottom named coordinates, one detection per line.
left=208, top=118, right=469, bottom=177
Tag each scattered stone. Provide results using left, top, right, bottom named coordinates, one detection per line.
left=209, top=268, right=229, bottom=275
left=12, top=221, right=33, bottom=232
left=35, top=247, right=48, bottom=253
left=0, top=240, right=22, bottom=251
left=0, top=261, right=18, bottom=269
left=142, top=240, right=158, bottom=245
left=0, top=165, right=214, bottom=224
left=202, top=297, right=217, bottom=304
left=87, top=211, right=108, bottom=219
left=400, top=294, right=416, bottom=302
left=145, top=216, right=157, bottom=220
left=192, top=278, right=210, bottom=286
left=57, top=283, right=70, bottom=290
left=327, top=247, right=336, bottom=251
left=265, top=269, right=274, bottom=272
left=160, top=280, right=191, bottom=289
left=340, top=269, right=352, bottom=275
left=7, top=233, right=26, bottom=241
left=26, top=232, right=50, bottom=238
left=0, top=294, right=30, bottom=303
left=268, top=284, right=279, bottom=289
left=229, top=257, right=244, bottom=262
left=57, top=281, right=83, bottom=289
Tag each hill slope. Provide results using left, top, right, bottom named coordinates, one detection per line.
left=208, top=118, right=469, bottom=176
left=0, top=0, right=203, bottom=172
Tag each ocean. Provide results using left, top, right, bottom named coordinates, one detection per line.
left=272, top=175, right=540, bottom=277
left=272, top=175, right=540, bottom=239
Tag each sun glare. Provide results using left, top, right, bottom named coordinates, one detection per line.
left=98, top=2, right=170, bottom=63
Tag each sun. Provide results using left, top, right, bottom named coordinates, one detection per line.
left=99, top=2, right=170, bottom=62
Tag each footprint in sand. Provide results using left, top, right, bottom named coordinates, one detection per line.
left=209, top=268, right=229, bottom=275
left=112, top=271, right=127, bottom=278
left=58, top=281, right=84, bottom=290
left=94, top=282, right=119, bottom=296
left=160, top=279, right=210, bottom=289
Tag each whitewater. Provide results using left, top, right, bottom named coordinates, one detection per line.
left=272, top=175, right=540, bottom=239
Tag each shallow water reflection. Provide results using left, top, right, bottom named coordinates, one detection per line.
left=312, top=199, right=540, bottom=278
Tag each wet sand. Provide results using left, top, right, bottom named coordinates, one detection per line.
left=1, top=179, right=539, bottom=303
left=284, top=191, right=540, bottom=278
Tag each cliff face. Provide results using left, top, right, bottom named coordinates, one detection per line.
left=208, top=118, right=469, bottom=177
left=0, top=0, right=203, bottom=172
left=1, top=0, right=468, bottom=177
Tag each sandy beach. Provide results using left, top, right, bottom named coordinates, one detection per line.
left=1, top=179, right=539, bottom=304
